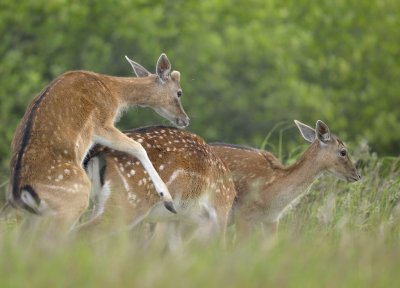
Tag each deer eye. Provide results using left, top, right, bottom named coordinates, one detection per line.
left=339, top=149, right=347, bottom=157
left=177, top=90, right=182, bottom=98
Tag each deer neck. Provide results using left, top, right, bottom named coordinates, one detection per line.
left=104, top=75, right=159, bottom=106
left=257, top=142, right=324, bottom=220
left=282, top=142, right=323, bottom=189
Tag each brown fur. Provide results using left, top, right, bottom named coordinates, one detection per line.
left=211, top=121, right=360, bottom=236
left=85, top=126, right=237, bottom=245
left=8, top=54, right=189, bottom=232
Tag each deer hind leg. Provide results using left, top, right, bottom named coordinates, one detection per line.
left=32, top=172, right=92, bottom=234
left=262, top=221, right=279, bottom=236
left=165, top=221, right=183, bottom=251
left=94, top=126, right=176, bottom=213
left=139, top=222, right=183, bottom=252
left=129, top=222, right=158, bottom=249
left=182, top=200, right=221, bottom=246
left=235, top=217, right=254, bottom=242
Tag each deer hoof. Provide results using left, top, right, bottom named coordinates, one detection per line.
left=164, top=201, right=177, bottom=214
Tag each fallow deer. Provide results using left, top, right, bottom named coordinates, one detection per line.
left=8, top=53, right=189, bottom=232
left=84, top=126, right=236, bottom=248
left=211, top=120, right=361, bottom=236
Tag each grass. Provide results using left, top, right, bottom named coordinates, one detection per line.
left=0, top=146, right=399, bottom=287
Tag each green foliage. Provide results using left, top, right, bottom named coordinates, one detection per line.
left=0, top=0, right=399, bottom=180
left=1, top=2, right=399, bottom=283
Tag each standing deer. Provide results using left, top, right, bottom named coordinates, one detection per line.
left=84, top=126, right=236, bottom=249
left=8, top=53, right=189, bottom=232
left=211, top=120, right=361, bottom=236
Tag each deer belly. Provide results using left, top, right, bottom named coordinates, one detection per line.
left=145, top=198, right=213, bottom=224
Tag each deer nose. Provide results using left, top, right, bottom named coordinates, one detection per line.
left=354, top=169, right=361, bottom=181
left=175, top=117, right=189, bottom=128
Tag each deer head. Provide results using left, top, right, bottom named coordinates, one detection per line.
left=295, top=120, right=361, bottom=182
left=125, top=53, right=189, bottom=128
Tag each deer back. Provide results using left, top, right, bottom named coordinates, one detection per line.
left=91, top=126, right=236, bottom=223
left=211, top=144, right=284, bottom=199
left=10, top=71, right=116, bottom=204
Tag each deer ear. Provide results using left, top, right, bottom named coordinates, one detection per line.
left=294, top=120, right=315, bottom=143
left=316, top=120, right=331, bottom=143
left=156, top=53, right=171, bottom=81
left=125, top=56, right=151, bottom=78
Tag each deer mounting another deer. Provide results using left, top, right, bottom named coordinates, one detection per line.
left=8, top=53, right=189, bottom=232
left=84, top=126, right=236, bottom=249
left=211, top=120, right=361, bottom=237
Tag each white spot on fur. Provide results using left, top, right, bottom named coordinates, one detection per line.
left=128, top=192, right=137, bottom=201
left=38, top=183, right=79, bottom=194
left=166, top=169, right=186, bottom=186
left=114, top=164, right=130, bottom=191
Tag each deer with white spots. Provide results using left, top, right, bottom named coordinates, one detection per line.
left=8, top=53, right=189, bottom=232
left=211, top=120, right=361, bottom=237
left=84, top=126, right=236, bottom=248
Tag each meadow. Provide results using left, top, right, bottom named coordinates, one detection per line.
left=1, top=1, right=399, bottom=287
left=1, top=143, right=399, bottom=288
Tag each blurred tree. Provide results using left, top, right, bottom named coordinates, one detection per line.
left=0, top=0, right=399, bottom=182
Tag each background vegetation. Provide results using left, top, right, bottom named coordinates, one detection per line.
left=0, top=1, right=399, bottom=286
left=0, top=0, right=399, bottom=182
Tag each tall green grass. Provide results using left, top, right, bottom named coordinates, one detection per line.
left=0, top=147, right=399, bottom=288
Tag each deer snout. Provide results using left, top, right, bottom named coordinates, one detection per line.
left=175, top=116, right=190, bottom=128
left=347, top=169, right=361, bottom=182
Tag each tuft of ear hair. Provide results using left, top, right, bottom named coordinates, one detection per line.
left=156, top=53, right=171, bottom=81
left=125, top=56, right=151, bottom=78
left=294, top=120, right=315, bottom=143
